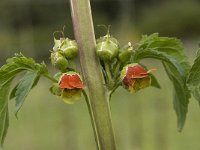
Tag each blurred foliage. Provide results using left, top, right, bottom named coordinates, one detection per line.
left=137, top=1, right=200, bottom=37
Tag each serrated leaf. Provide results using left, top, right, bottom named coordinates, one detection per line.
left=0, top=53, right=49, bottom=147
left=14, top=71, right=39, bottom=116
left=0, top=79, right=12, bottom=148
left=0, top=53, right=48, bottom=81
left=133, top=33, right=191, bottom=131
left=163, top=63, right=190, bottom=131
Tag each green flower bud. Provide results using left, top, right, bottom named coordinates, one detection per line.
left=60, top=38, right=78, bottom=59
left=96, top=35, right=119, bottom=62
left=51, top=51, right=68, bottom=71
left=118, top=42, right=134, bottom=63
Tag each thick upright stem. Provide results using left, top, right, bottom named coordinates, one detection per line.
left=69, top=0, right=116, bottom=150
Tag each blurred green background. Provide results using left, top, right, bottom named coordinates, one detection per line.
left=1, top=0, right=200, bottom=149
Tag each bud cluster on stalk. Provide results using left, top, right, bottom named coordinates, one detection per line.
left=51, top=36, right=78, bottom=72
left=49, top=27, right=156, bottom=104
left=49, top=32, right=84, bottom=104
left=96, top=29, right=155, bottom=93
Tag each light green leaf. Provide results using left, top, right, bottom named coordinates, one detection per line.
left=133, top=33, right=191, bottom=131
left=0, top=79, right=12, bottom=149
left=14, top=72, right=39, bottom=116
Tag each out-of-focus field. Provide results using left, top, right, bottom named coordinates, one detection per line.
left=4, top=60, right=200, bottom=150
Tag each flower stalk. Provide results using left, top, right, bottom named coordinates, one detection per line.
left=69, top=0, right=116, bottom=149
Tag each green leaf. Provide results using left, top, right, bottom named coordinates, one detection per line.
left=133, top=33, right=191, bottom=131
left=0, top=53, right=49, bottom=147
left=187, top=49, right=200, bottom=86
left=190, top=85, right=200, bottom=105
left=187, top=48, right=200, bottom=103
left=0, top=79, right=12, bottom=148
left=10, top=74, right=40, bottom=100
left=14, top=71, right=40, bottom=116
left=0, top=53, right=47, bottom=80
left=163, top=63, right=190, bottom=131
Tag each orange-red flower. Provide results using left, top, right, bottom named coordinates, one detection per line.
left=59, top=73, right=84, bottom=89
left=121, top=63, right=155, bottom=92
left=59, top=72, right=84, bottom=104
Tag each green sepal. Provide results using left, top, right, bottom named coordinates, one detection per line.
left=61, top=89, right=82, bottom=104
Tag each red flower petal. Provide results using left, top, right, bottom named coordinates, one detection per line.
left=126, top=65, right=149, bottom=79
left=59, top=74, right=84, bottom=89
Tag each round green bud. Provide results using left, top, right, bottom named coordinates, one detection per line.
left=118, top=42, right=134, bottom=63
left=60, top=38, right=78, bottom=59
left=51, top=51, right=68, bottom=71
left=96, top=35, right=119, bottom=62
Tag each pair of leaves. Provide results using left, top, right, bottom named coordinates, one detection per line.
left=132, top=33, right=191, bottom=131
left=0, top=53, right=48, bottom=148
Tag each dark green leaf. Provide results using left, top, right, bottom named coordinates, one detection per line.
left=14, top=71, right=39, bottom=116
left=133, top=33, right=191, bottom=131
left=187, top=48, right=200, bottom=103
left=187, top=49, right=200, bottom=86
left=191, top=85, right=200, bottom=105
left=163, top=63, right=190, bottom=131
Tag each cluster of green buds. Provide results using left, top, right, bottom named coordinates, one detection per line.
left=49, top=31, right=84, bottom=104
left=96, top=29, right=155, bottom=93
left=51, top=35, right=78, bottom=72
left=96, top=33, right=134, bottom=63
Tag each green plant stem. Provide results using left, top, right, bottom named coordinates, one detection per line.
left=43, top=74, right=57, bottom=83
left=70, top=0, right=116, bottom=149
left=104, top=62, right=114, bottom=90
left=113, top=61, right=122, bottom=80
